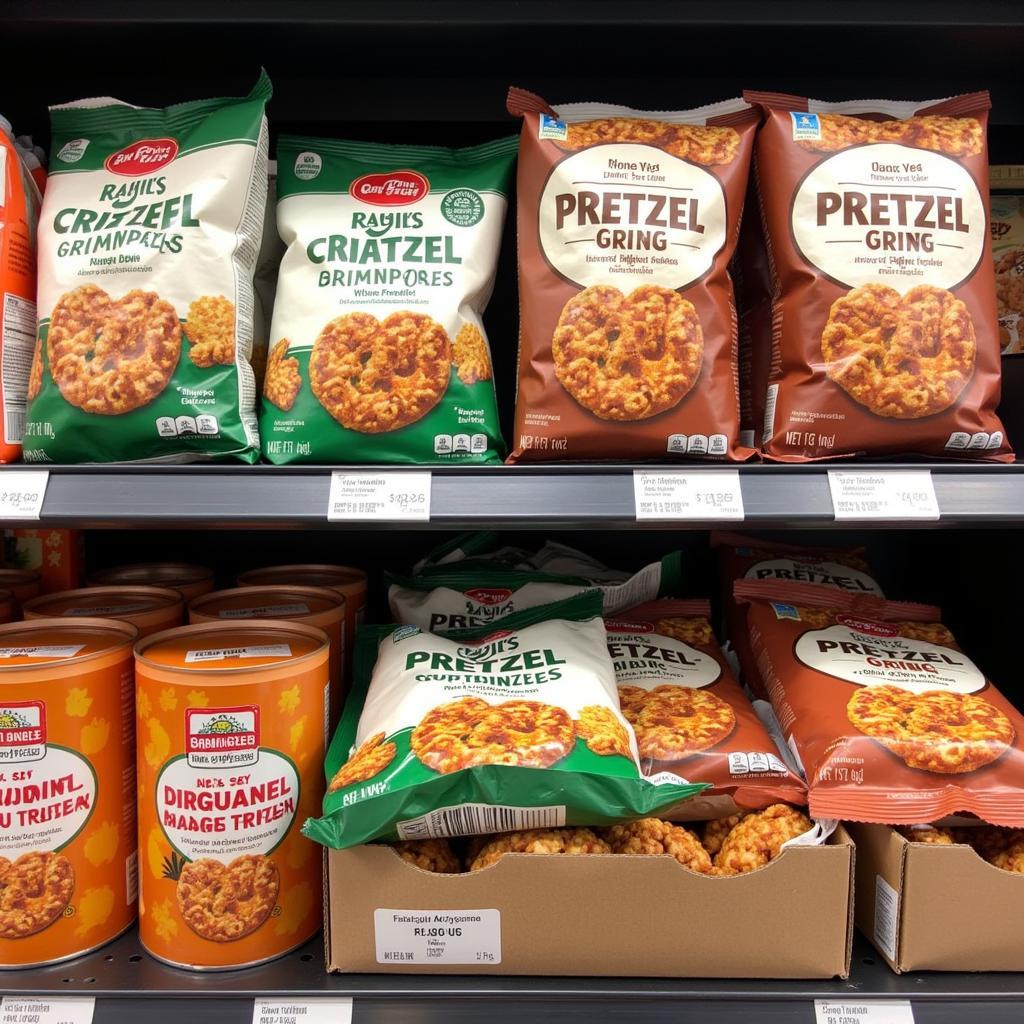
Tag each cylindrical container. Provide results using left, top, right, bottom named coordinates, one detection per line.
left=87, top=563, right=215, bottom=604
left=24, top=586, right=184, bottom=639
left=0, top=618, right=138, bottom=968
left=236, top=564, right=366, bottom=685
left=135, top=621, right=328, bottom=970
left=0, top=589, right=16, bottom=625
left=188, top=586, right=346, bottom=735
left=0, top=568, right=42, bottom=610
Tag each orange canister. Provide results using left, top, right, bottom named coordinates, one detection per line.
left=88, top=563, right=215, bottom=603
left=236, top=564, right=366, bottom=684
left=24, top=586, right=184, bottom=638
left=188, top=586, right=346, bottom=734
left=0, top=568, right=42, bottom=610
left=134, top=621, right=328, bottom=970
left=0, top=618, right=138, bottom=968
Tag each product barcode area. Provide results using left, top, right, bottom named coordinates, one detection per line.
left=397, top=803, right=566, bottom=839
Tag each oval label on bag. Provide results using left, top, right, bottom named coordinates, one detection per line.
left=464, top=588, right=514, bottom=606
left=351, top=170, right=429, bottom=206
left=104, top=138, right=179, bottom=176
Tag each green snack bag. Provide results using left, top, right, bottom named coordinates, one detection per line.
left=387, top=550, right=684, bottom=632
left=261, top=135, right=516, bottom=463
left=303, top=593, right=706, bottom=850
left=27, top=71, right=272, bottom=463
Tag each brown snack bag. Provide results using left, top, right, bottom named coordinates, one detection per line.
left=736, top=580, right=1024, bottom=825
left=606, top=600, right=806, bottom=819
left=733, top=176, right=774, bottom=449
left=745, top=91, right=1011, bottom=461
left=506, top=88, right=758, bottom=462
left=712, top=532, right=883, bottom=697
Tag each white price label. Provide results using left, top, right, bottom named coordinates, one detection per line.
left=0, top=470, right=48, bottom=520
left=374, top=908, right=501, bottom=965
left=328, top=471, right=431, bottom=522
left=0, top=997, right=95, bottom=1024
left=252, top=999, right=353, bottom=1024
left=828, top=470, right=939, bottom=521
left=633, top=469, right=744, bottom=521
left=814, top=999, right=914, bottom=1024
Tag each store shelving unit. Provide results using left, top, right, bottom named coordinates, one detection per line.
left=5, top=928, right=1024, bottom=1023
left=4, top=1, right=1024, bottom=1019
left=5, top=462, right=1024, bottom=529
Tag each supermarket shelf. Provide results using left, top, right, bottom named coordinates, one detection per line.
left=4, top=462, right=1024, bottom=530
left=3, top=929, right=1024, bottom=1022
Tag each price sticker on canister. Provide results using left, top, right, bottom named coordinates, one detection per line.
left=633, top=469, right=744, bottom=521
left=827, top=470, right=939, bottom=521
left=327, top=471, right=431, bottom=522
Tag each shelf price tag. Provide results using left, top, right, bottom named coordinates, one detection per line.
left=327, top=471, right=430, bottom=522
left=0, top=997, right=95, bottom=1024
left=814, top=999, right=914, bottom=1024
left=0, top=469, right=49, bottom=520
left=633, top=469, right=744, bottom=521
left=252, top=999, right=353, bottom=1024
left=827, top=470, right=939, bottom=521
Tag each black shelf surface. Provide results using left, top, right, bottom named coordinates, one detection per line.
left=2, top=929, right=1024, bottom=1022
left=3, top=462, right=1023, bottom=530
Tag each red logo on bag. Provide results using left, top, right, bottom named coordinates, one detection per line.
left=104, top=138, right=179, bottom=176
left=351, top=170, right=429, bottom=205
left=836, top=614, right=898, bottom=638
left=475, top=629, right=513, bottom=645
left=464, top=588, right=513, bottom=606
left=604, top=621, right=654, bottom=634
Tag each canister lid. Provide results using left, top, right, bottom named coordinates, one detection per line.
left=0, top=617, right=137, bottom=668
left=137, top=620, right=327, bottom=671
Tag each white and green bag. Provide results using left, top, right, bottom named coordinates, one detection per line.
left=27, top=72, right=271, bottom=462
left=387, top=550, right=683, bottom=632
left=261, top=134, right=515, bottom=463
left=304, top=592, right=705, bottom=849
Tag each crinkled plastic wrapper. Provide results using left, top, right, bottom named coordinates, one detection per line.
left=737, top=579, right=1024, bottom=825
left=304, top=593, right=706, bottom=850
left=746, top=90, right=1011, bottom=462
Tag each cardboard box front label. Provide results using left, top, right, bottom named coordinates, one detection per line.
left=814, top=1000, right=914, bottom=1024
left=374, top=908, right=501, bottom=966
left=873, top=874, right=900, bottom=963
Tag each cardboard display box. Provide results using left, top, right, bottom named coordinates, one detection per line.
left=326, top=827, right=854, bottom=978
left=851, top=823, right=1024, bottom=973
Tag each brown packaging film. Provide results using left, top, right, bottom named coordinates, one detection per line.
left=606, top=600, right=805, bottom=816
left=736, top=579, right=1024, bottom=824
left=746, top=91, right=1011, bottom=461
left=712, top=532, right=883, bottom=697
left=506, top=88, right=758, bottom=462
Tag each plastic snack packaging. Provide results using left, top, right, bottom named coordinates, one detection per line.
left=0, top=114, right=42, bottom=462
left=746, top=90, right=1011, bottom=461
left=737, top=579, right=1024, bottom=824
left=261, top=134, right=515, bottom=463
left=506, top=87, right=758, bottom=463
left=26, top=72, right=271, bottom=463
left=304, top=592, right=706, bottom=850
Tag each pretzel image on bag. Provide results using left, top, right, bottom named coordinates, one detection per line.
left=736, top=579, right=1024, bottom=825
left=606, top=600, right=806, bottom=819
left=746, top=91, right=1011, bottom=462
left=506, top=88, right=758, bottom=463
